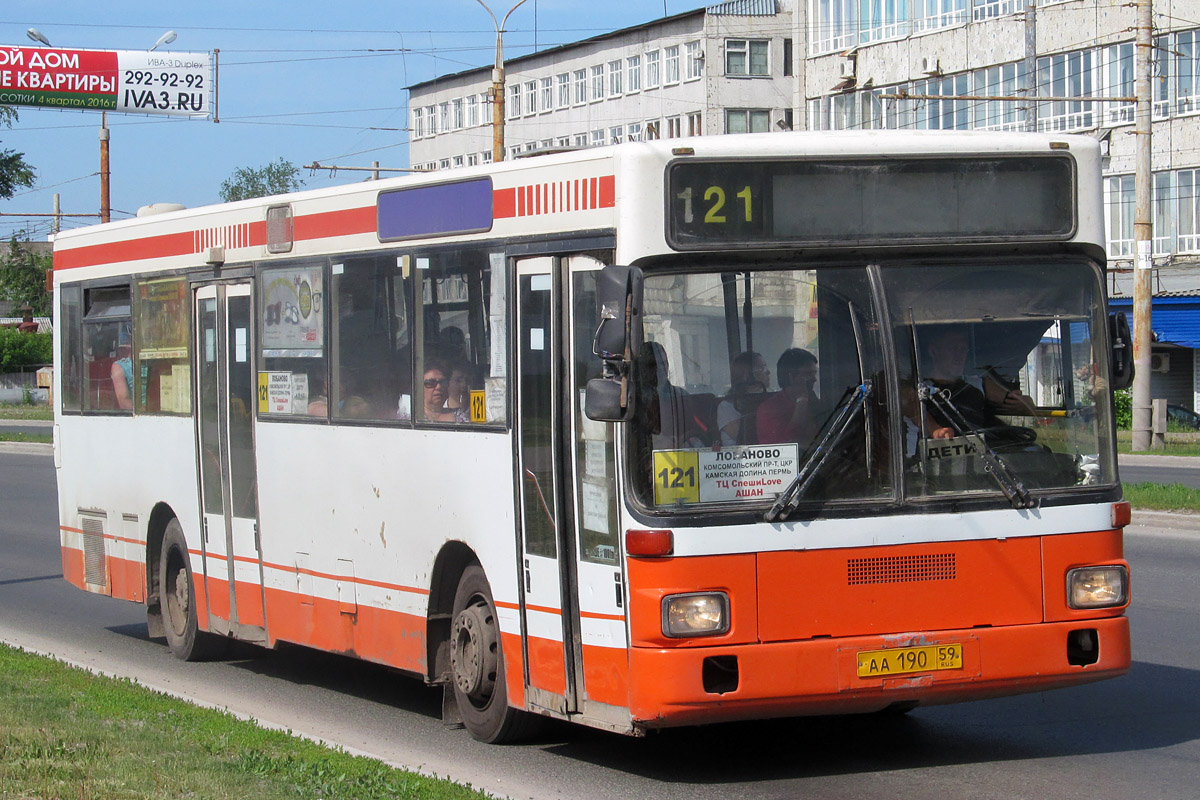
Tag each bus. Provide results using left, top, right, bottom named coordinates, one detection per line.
left=53, top=131, right=1133, bottom=743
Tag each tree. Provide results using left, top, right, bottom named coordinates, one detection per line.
left=0, top=236, right=51, bottom=317
left=0, top=107, right=35, bottom=199
left=219, top=158, right=304, bottom=202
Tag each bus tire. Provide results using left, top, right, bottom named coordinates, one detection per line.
left=160, top=518, right=226, bottom=661
left=450, top=565, right=536, bottom=743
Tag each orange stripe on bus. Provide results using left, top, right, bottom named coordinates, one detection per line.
left=580, top=610, right=625, bottom=622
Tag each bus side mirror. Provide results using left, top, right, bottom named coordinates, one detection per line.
left=592, top=265, right=644, bottom=360
left=1109, top=311, right=1134, bottom=391
left=585, top=265, right=644, bottom=422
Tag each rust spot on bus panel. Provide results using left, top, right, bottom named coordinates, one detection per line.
left=379, top=522, right=387, bottom=548
left=373, top=485, right=381, bottom=498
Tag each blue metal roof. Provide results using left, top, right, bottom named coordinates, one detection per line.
left=1109, top=296, right=1200, bottom=349
left=706, top=0, right=778, bottom=14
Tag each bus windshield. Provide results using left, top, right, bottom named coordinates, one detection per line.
left=628, top=260, right=1116, bottom=513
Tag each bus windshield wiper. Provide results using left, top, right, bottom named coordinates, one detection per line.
left=919, top=382, right=1036, bottom=510
left=766, top=380, right=872, bottom=523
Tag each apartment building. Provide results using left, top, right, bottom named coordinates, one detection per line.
left=408, top=0, right=1200, bottom=409
left=406, top=1, right=800, bottom=169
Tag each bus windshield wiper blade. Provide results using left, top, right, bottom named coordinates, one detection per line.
left=919, top=382, right=1036, bottom=510
left=766, top=380, right=871, bottom=523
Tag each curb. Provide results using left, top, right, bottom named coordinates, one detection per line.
left=0, top=441, right=52, bottom=455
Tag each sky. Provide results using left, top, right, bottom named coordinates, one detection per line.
left=0, top=1, right=692, bottom=241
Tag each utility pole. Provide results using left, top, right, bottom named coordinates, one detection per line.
left=476, top=0, right=529, bottom=163
left=99, top=112, right=111, bottom=224
left=1131, top=0, right=1153, bottom=450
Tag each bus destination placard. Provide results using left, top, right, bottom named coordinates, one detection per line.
left=653, top=444, right=799, bottom=506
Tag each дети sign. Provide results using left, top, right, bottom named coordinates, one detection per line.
left=0, top=46, right=211, bottom=118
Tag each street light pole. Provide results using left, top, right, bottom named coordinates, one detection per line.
left=475, top=0, right=529, bottom=163
left=1131, top=0, right=1153, bottom=450
left=99, top=112, right=110, bottom=224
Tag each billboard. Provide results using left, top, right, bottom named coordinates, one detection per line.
left=0, top=46, right=211, bottom=118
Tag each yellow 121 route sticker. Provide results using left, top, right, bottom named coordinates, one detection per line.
left=653, top=444, right=799, bottom=506
left=653, top=450, right=700, bottom=505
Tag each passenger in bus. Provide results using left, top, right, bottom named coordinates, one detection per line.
left=637, top=342, right=711, bottom=449
left=717, top=350, right=770, bottom=446
left=920, top=327, right=1034, bottom=439
left=398, top=361, right=469, bottom=423
left=755, top=348, right=819, bottom=446
left=110, top=327, right=134, bottom=410
left=445, top=361, right=473, bottom=418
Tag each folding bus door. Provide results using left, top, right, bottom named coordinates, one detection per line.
left=194, top=282, right=266, bottom=642
left=515, top=256, right=576, bottom=715
left=515, top=254, right=629, bottom=728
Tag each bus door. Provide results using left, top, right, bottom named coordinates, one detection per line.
left=194, top=282, right=266, bottom=642
left=516, top=255, right=628, bottom=725
left=515, top=256, right=576, bottom=714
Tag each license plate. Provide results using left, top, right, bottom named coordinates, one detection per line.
left=857, top=643, right=963, bottom=678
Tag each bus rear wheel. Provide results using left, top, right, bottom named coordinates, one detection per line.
left=450, top=565, right=536, bottom=743
left=159, top=519, right=226, bottom=661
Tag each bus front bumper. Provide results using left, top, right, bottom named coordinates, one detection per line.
left=627, top=616, right=1130, bottom=729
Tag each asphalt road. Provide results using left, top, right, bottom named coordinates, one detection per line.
left=3, top=449, right=1200, bottom=799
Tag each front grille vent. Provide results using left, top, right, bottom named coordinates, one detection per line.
left=80, top=515, right=108, bottom=588
left=847, top=553, right=956, bottom=586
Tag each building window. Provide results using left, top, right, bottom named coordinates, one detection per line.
left=972, top=62, right=1026, bottom=131
left=726, top=39, right=769, bottom=76
left=574, top=133, right=588, bottom=147
left=913, top=74, right=971, bottom=130
left=1036, top=50, right=1095, bottom=132
left=645, top=120, right=660, bottom=140
left=540, top=76, right=553, bottom=111
left=687, top=111, right=702, bottom=136
left=466, top=94, right=478, bottom=127
left=686, top=41, right=704, bottom=80
left=467, top=153, right=480, bottom=166
left=609, top=126, right=624, bottom=145
left=482, top=151, right=493, bottom=164
left=725, top=109, right=770, bottom=133
left=664, top=45, right=680, bottom=85
left=440, top=158, right=451, bottom=170
left=608, top=60, right=623, bottom=96
left=525, top=80, right=537, bottom=115
left=666, top=115, right=682, bottom=138
left=646, top=50, right=660, bottom=89
left=574, top=69, right=587, bottom=104
left=440, top=101, right=451, bottom=130
left=1102, top=42, right=1134, bottom=125
left=479, top=92, right=490, bottom=121
left=452, top=98, right=463, bottom=129
left=1106, top=174, right=1134, bottom=257
left=508, top=85, right=521, bottom=119
left=627, top=121, right=643, bottom=142
left=425, top=106, right=436, bottom=135
left=1178, top=169, right=1200, bottom=252
left=557, top=72, right=571, bottom=107
left=591, top=129, right=605, bottom=146
left=591, top=65, right=605, bottom=101
left=783, top=38, right=793, bottom=76
left=557, top=135, right=571, bottom=147
left=453, top=155, right=464, bottom=168
left=412, top=107, right=424, bottom=138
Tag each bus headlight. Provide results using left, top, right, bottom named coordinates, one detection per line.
left=1067, top=566, right=1129, bottom=609
left=663, top=592, right=729, bottom=637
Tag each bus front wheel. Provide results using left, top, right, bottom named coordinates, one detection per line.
left=450, top=565, right=535, bottom=743
left=159, top=519, right=226, bottom=661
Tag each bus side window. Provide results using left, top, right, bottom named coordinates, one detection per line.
left=413, top=247, right=506, bottom=426
left=132, top=277, right=191, bottom=414
left=60, top=284, right=83, bottom=413
left=81, top=285, right=132, bottom=413
left=331, top=254, right=411, bottom=422
left=258, top=262, right=328, bottom=418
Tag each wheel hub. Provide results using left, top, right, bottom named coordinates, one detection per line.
left=451, top=599, right=497, bottom=703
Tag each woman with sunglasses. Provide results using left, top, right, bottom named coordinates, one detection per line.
left=415, top=361, right=469, bottom=423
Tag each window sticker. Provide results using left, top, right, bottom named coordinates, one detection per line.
left=653, top=444, right=799, bottom=506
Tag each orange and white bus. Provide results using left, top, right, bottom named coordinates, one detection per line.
left=54, top=131, right=1133, bottom=742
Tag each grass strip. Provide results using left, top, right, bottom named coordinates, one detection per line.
left=1122, top=482, right=1200, bottom=513
left=0, top=432, right=52, bottom=444
left=0, top=644, right=491, bottom=800
left=0, top=403, right=53, bottom=421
